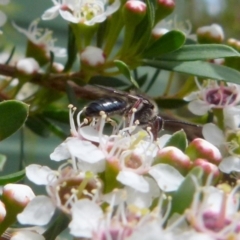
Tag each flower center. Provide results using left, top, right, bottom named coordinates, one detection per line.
left=226, top=131, right=240, bottom=156
left=124, top=153, right=142, bottom=169
left=205, top=87, right=237, bottom=106
left=79, top=0, right=104, bottom=20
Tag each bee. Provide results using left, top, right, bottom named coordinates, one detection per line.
left=82, top=85, right=200, bottom=139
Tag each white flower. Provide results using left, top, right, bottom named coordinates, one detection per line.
left=19, top=164, right=102, bottom=226
left=42, top=0, right=121, bottom=25
left=186, top=185, right=240, bottom=239
left=106, top=129, right=184, bottom=193
left=203, top=123, right=240, bottom=173
left=184, top=79, right=240, bottom=116
left=13, top=19, right=66, bottom=58
left=50, top=105, right=106, bottom=173
left=152, top=17, right=195, bottom=40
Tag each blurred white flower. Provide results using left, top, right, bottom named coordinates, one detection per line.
left=13, top=19, right=66, bottom=58
left=186, top=185, right=240, bottom=239
left=42, top=0, right=120, bottom=25
left=152, top=17, right=195, bottom=40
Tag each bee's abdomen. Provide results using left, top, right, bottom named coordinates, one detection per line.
left=85, top=97, right=127, bottom=117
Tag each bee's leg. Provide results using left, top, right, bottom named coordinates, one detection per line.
left=148, top=116, right=164, bottom=140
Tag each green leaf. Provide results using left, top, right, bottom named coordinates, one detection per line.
left=129, top=0, right=155, bottom=54
left=170, top=167, right=203, bottom=216
left=26, top=115, right=50, bottom=138
left=146, top=0, right=156, bottom=28
left=0, top=100, right=29, bottom=141
left=64, top=25, right=77, bottom=72
left=158, top=44, right=240, bottom=61
left=89, top=76, right=128, bottom=88
left=0, top=154, right=6, bottom=171
left=0, top=169, right=25, bottom=185
left=155, top=98, right=187, bottom=109
left=164, top=129, right=187, bottom=151
left=43, top=109, right=69, bottom=124
left=143, top=59, right=240, bottom=84
left=137, top=73, right=148, bottom=88
left=114, top=60, right=139, bottom=88
left=143, top=31, right=186, bottom=58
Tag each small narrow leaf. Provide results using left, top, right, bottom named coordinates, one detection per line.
left=164, top=129, right=187, bottom=151
left=5, top=46, right=15, bottom=65
left=146, top=0, right=156, bottom=28
left=64, top=25, right=77, bottom=72
left=114, top=60, right=139, bottom=88
left=0, top=100, right=29, bottom=141
left=170, top=167, right=203, bottom=216
left=89, top=76, right=128, bottom=87
left=143, top=31, right=186, bottom=58
left=158, top=44, right=240, bottom=61
left=26, top=115, right=50, bottom=138
left=143, top=59, right=240, bottom=84
left=0, top=154, right=6, bottom=171
left=0, top=169, right=25, bottom=185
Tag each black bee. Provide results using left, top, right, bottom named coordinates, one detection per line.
left=82, top=85, right=200, bottom=139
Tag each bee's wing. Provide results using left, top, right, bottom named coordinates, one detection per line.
left=94, top=84, right=140, bottom=102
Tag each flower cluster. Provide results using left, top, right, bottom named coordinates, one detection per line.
left=9, top=102, right=240, bottom=239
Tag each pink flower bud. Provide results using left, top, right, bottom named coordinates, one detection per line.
left=155, top=146, right=191, bottom=175
left=0, top=200, right=6, bottom=223
left=3, top=184, right=35, bottom=208
left=186, top=138, right=222, bottom=164
left=124, top=0, right=146, bottom=14
left=193, top=158, right=221, bottom=181
left=16, top=58, right=40, bottom=75
left=155, top=0, right=175, bottom=22
left=197, top=24, right=224, bottom=44
left=122, top=0, right=146, bottom=29
left=81, top=46, right=106, bottom=67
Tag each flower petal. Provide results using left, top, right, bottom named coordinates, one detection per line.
left=11, top=231, right=45, bottom=240
left=42, top=5, right=60, bottom=20
left=149, top=164, right=184, bottom=192
left=219, top=156, right=240, bottom=173
left=188, top=100, right=209, bottom=115
left=117, top=171, right=149, bottom=192
left=202, top=123, right=225, bottom=146
left=79, top=125, right=101, bottom=143
left=69, top=199, right=103, bottom=238
left=17, top=196, right=55, bottom=226
left=26, top=164, right=56, bottom=185
left=59, top=9, right=78, bottom=23
left=67, top=138, right=105, bottom=163
left=50, top=140, right=71, bottom=161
